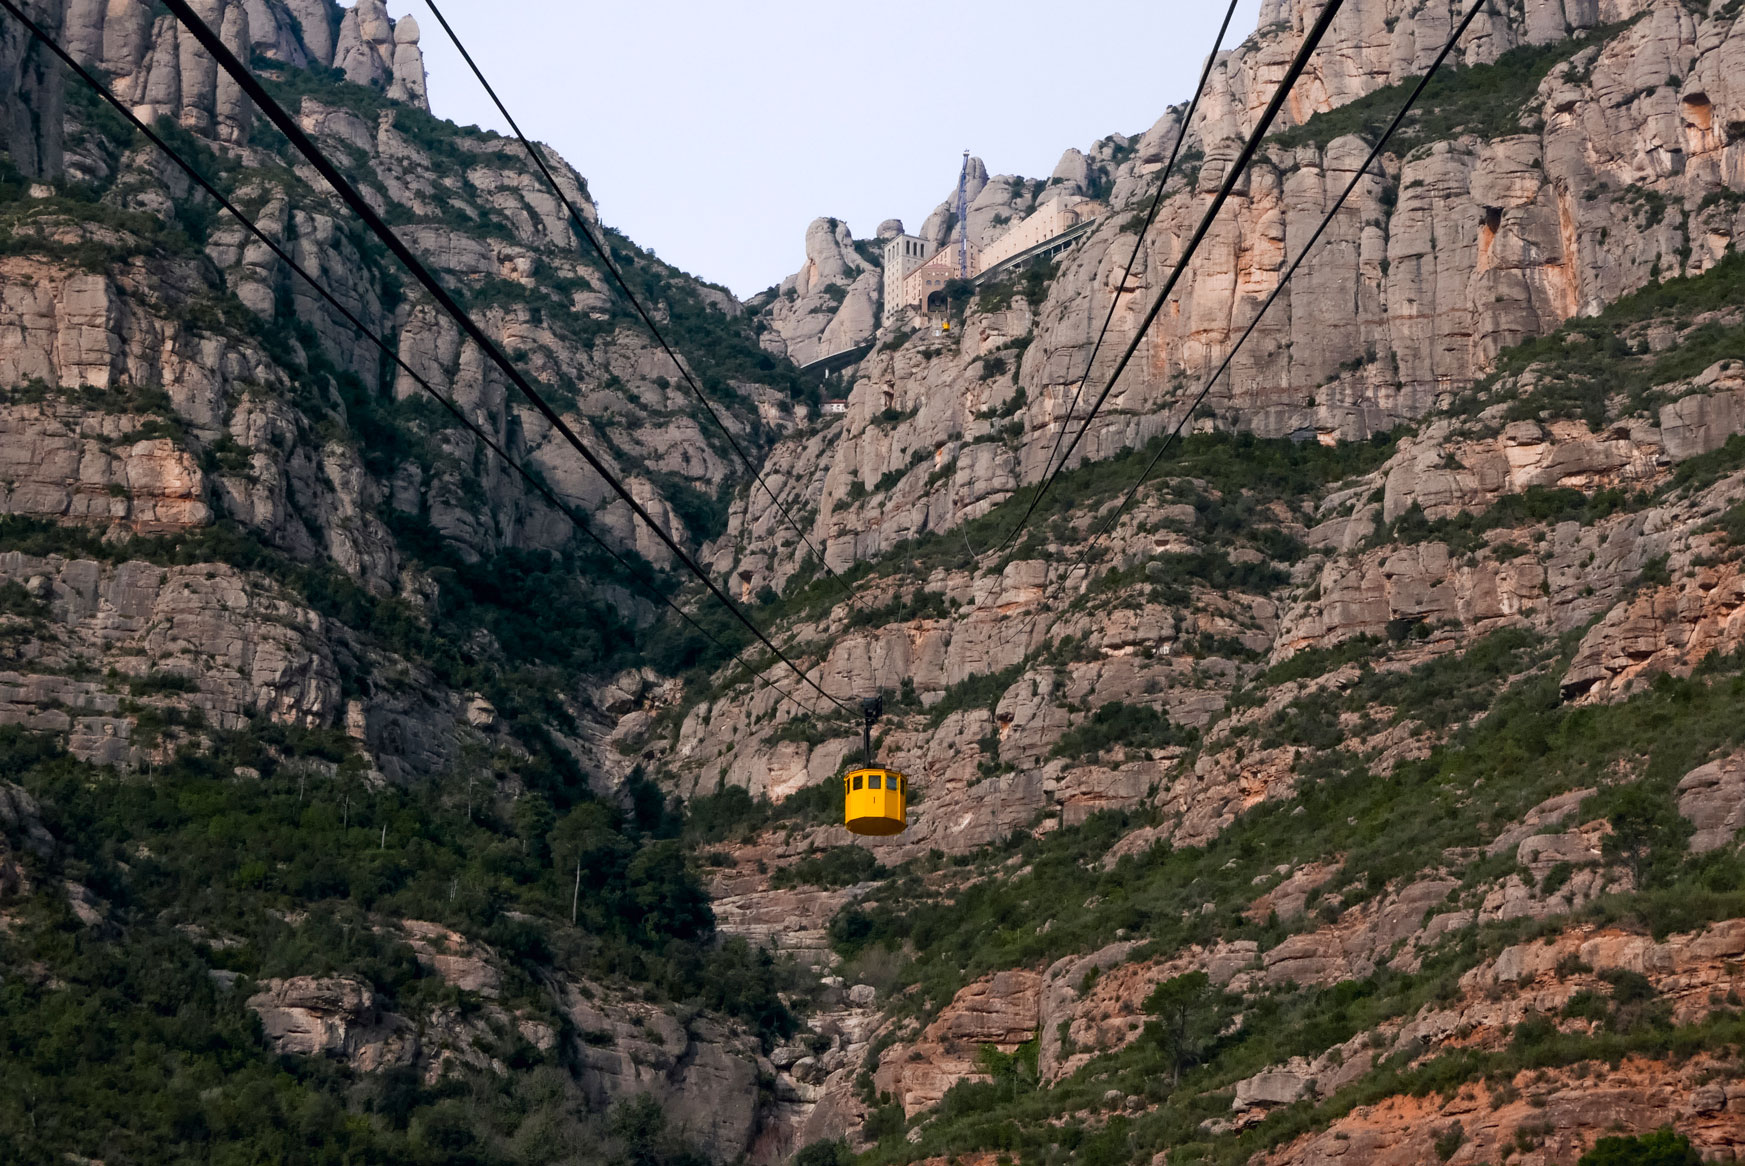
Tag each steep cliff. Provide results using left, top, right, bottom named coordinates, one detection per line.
left=5, top=0, right=1745, bottom=1165
left=724, top=0, right=1743, bottom=589
left=653, top=1, right=1745, bottom=1162
left=0, top=0, right=815, bottom=1161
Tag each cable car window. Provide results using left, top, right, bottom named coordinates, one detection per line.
left=894, top=774, right=902, bottom=793
left=868, top=774, right=883, bottom=790
left=852, top=775, right=863, bottom=790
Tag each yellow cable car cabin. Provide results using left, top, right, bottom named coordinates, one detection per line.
left=844, top=767, right=907, bottom=836
left=843, top=694, right=909, bottom=836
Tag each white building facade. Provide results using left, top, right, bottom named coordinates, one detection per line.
left=882, top=234, right=933, bottom=326
left=978, top=198, right=1091, bottom=274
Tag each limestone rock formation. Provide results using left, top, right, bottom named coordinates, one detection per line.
left=333, top=0, right=425, bottom=109
left=247, top=976, right=418, bottom=1070
left=875, top=970, right=1041, bottom=1114
left=399, top=919, right=503, bottom=995
left=0, top=0, right=800, bottom=786
left=11, top=3, right=1745, bottom=1164
left=36, top=0, right=427, bottom=134
left=557, top=978, right=767, bottom=1159
left=0, top=0, right=66, bottom=178
left=1678, top=750, right=1745, bottom=853
left=0, top=780, right=53, bottom=899
left=724, top=0, right=1745, bottom=594
left=757, top=216, right=879, bottom=366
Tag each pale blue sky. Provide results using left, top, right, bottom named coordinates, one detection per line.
left=389, top=1, right=1264, bottom=298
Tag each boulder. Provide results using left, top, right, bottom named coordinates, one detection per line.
left=399, top=919, right=502, bottom=996
left=246, top=976, right=417, bottom=1071
left=1233, top=1069, right=1311, bottom=1110
left=1677, top=750, right=1745, bottom=853
left=1659, top=364, right=1745, bottom=461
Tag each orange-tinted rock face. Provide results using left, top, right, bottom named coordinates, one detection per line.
left=1260, top=1057, right=1745, bottom=1166
left=875, top=970, right=1042, bottom=1115
left=1218, top=918, right=1745, bottom=1133
left=0, top=404, right=209, bottom=534
left=1563, top=560, right=1745, bottom=703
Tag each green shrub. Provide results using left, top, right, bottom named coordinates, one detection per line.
left=127, top=671, right=198, bottom=697
left=1257, top=636, right=1383, bottom=688
left=770, top=845, right=883, bottom=889
left=862, top=1103, right=906, bottom=1143
left=0, top=580, right=47, bottom=619
left=1672, top=433, right=1745, bottom=494
left=843, top=588, right=949, bottom=631
left=1598, top=967, right=1657, bottom=1006
left=1577, top=1128, right=1702, bottom=1166
left=929, top=664, right=1024, bottom=726
left=1465, top=251, right=1745, bottom=430
left=1051, top=701, right=1190, bottom=759
left=1715, top=499, right=1745, bottom=546
left=795, top=1137, right=856, bottom=1166
left=768, top=715, right=857, bottom=748
left=1559, top=989, right=1607, bottom=1023
left=1377, top=486, right=1647, bottom=553
left=1271, top=22, right=1639, bottom=151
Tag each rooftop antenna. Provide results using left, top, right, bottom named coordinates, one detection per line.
left=956, top=149, right=970, bottom=278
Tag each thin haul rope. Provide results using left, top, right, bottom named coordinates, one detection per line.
left=982, top=0, right=1243, bottom=561
left=423, top=0, right=873, bottom=622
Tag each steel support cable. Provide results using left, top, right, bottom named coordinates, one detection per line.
left=1038, top=0, right=1493, bottom=615
left=0, top=0, right=822, bottom=720
left=421, top=0, right=869, bottom=622
left=158, top=0, right=852, bottom=716
left=992, top=0, right=1349, bottom=559
left=979, top=0, right=1242, bottom=561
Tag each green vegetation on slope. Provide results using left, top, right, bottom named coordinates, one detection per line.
left=828, top=635, right=1745, bottom=1163
left=653, top=430, right=1400, bottom=694
left=1463, top=250, right=1745, bottom=431
left=0, top=724, right=798, bottom=1165
left=1049, top=701, right=1191, bottom=759
left=1246, top=625, right=1549, bottom=749
left=1270, top=21, right=1639, bottom=152
left=1374, top=486, right=1651, bottom=554
left=1580, top=1129, right=1704, bottom=1166
left=0, top=512, right=642, bottom=751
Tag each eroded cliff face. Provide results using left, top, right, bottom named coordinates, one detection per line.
left=649, top=0, right=1745, bottom=884
left=607, top=3, right=1745, bottom=1162
left=0, top=0, right=807, bottom=776
left=723, top=0, right=1745, bottom=593
left=0, top=4, right=821, bottom=1160
left=7, top=1, right=1745, bottom=1164
left=232, top=918, right=774, bottom=1159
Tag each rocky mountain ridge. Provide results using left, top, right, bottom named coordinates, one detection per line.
left=728, top=0, right=1742, bottom=590
left=3, top=0, right=1745, bottom=1164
